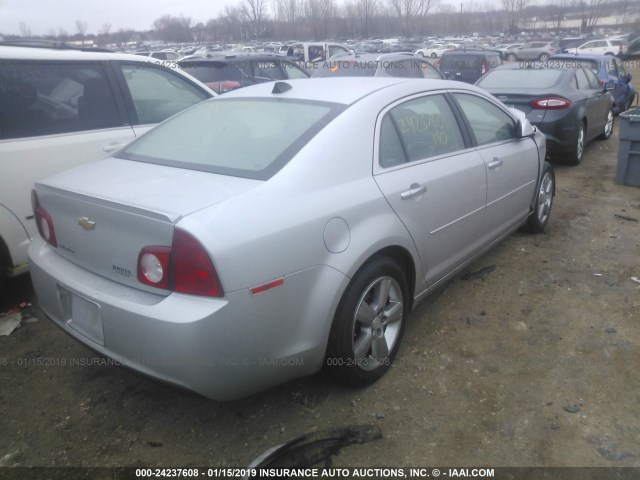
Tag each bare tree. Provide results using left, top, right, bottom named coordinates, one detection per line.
left=388, top=0, right=437, bottom=37
left=305, top=0, right=336, bottom=39
left=501, top=0, right=528, bottom=33
left=583, top=0, right=613, bottom=32
left=19, top=22, right=32, bottom=37
left=241, top=0, right=268, bottom=39
left=152, top=15, right=193, bottom=43
left=75, top=20, right=88, bottom=38
left=353, top=0, right=380, bottom=38
left=543, top=0, right=569, bottom=32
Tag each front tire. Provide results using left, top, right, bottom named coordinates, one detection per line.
left=524, top=162, right=555, bottom=233
left=539, top=53, right=550, bottom=62
left=325, top=256, right=409, bottom=387
left=507, top=53, right=516, bottom=62
left=431, top=52, right=438, bottom=58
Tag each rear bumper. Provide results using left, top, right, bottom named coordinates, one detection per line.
left=526, top=109, right=577, bottom=155
left=29, top=237, right=348, bottom=400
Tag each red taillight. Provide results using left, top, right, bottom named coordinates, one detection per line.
left=530, top=97, right=571, bottom=109
left=481, top=62, right=488, bottom=75
left=206, top=81, right=241, bottom=93
left=137, top=229, right=223, bottom=297
left=31, top=190, right=57, bottom=247
left=172, top=229, right=222, bottom=296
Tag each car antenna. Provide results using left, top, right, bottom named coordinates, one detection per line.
left=272, top=81, right=292, bottom=94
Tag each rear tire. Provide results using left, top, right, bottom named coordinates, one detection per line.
left=567, top=121, right=586, bottom=165
left=598, top=108, right=614, bottom=140
left=325, top=256, right=409, bottom=388
left=539, top=53, right=550, bottom=62
left=524, top=162, right=555, bottom=233
left=507, top=53, right=516, bottom=62
left=431, top=52, right=438, bottom=58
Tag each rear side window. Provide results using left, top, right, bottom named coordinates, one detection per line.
left=380, top=94, right=465, bottom=165
left=118, top=98, right=344, bottom=180
left=119, top=63, right=210, bottom=125
left=0, top=61, right=123, bottom=140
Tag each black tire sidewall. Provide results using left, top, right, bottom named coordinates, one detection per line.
left=525, top=162, right=555, bottom=233
left=325, top=256, right=409, bottom=387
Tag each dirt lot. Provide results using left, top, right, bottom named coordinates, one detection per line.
left=1, top=104, right=639, bottom=474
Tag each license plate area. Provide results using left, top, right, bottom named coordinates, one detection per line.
left=58, top=286, right=104, bottom=346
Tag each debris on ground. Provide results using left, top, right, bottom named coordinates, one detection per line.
left=0, top=312, right=22, bottom=336
left=562, top=404, right=581, bottom=414
left=0, top=302, right=37, bottom=336
left=246, top=425, right=382, bottom=474
left=614, top=214, right=638, bottom=222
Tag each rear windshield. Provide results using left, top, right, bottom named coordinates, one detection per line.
left=180, top=63, right=246, bottom=83
left=116, top=98, right=344, bottom=180
left=477, top=68, right=564, bottom=89
left=441, top=55, right=494, bottom=70
left=313, top=61, right=378, bottom=77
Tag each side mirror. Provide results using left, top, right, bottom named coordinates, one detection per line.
left=518, top=118, right=536, bottom=138
left=604, top=81, right=616, bottom=91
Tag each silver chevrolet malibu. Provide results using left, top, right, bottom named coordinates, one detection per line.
left=29, top=77, right=554, bottom=400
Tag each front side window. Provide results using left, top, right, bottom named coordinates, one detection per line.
left=117, top=98, right=343, bottom=180
left=0, top=61, right=122, bottom=140
left=379, top=94, right=465, bottom=166
left=453, top=93, right=517, bottom=146
left=283, top=62, right=309, bottom=79
left=119, top=63, right=209, bottom=125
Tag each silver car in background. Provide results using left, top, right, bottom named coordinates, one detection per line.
left=29, top=78, right=553, bottom=400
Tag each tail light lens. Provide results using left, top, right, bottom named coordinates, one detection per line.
left=137, top=228, right=223, bottom=297
left=31, top=190, right=57, bottom=247
left=530, top=97, right=571, bottom=109
left=206, top=81, right=241, bottom=93
left=481, top=62, right=488, bottom=75
left=137, top=246, right=171, bottom=289
left=172, top=229, right=222, bottom=297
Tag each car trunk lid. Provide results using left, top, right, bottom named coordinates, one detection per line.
left=34, top=157, right=260, bottom=293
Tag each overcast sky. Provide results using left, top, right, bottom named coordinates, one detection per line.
left=0, top=0, right=239, bottom=36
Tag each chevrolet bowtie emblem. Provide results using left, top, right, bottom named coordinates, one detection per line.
left=78, top=217, right=96, bottom=231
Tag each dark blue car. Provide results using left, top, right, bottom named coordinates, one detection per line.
left=551, top=53, right=635, bottom=114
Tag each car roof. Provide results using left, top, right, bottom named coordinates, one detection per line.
left=179, top=54, right=296, bottom=64
left=0, top=45, right=169, bottom=63
left=551, top=53, right=616, bottom=62
left=220, top=77, right=481, bottom=105
left=328, top=52, right=421, bottom=61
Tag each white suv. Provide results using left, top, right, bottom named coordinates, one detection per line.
left=573, top=39, right=625, bottom=56
left=0, top=45, right=214, bottom=292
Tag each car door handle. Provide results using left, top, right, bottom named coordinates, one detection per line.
left=488, top=159, right=503, bottom=169
left=401, top=183, right=427, bottom=200
left=103, top=142, right=128, bottom=153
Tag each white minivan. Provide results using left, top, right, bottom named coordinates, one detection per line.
left=0, top=45, right=214, bottom=292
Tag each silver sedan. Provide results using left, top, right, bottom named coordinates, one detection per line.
left=29, top=78, right=554, bottom=400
